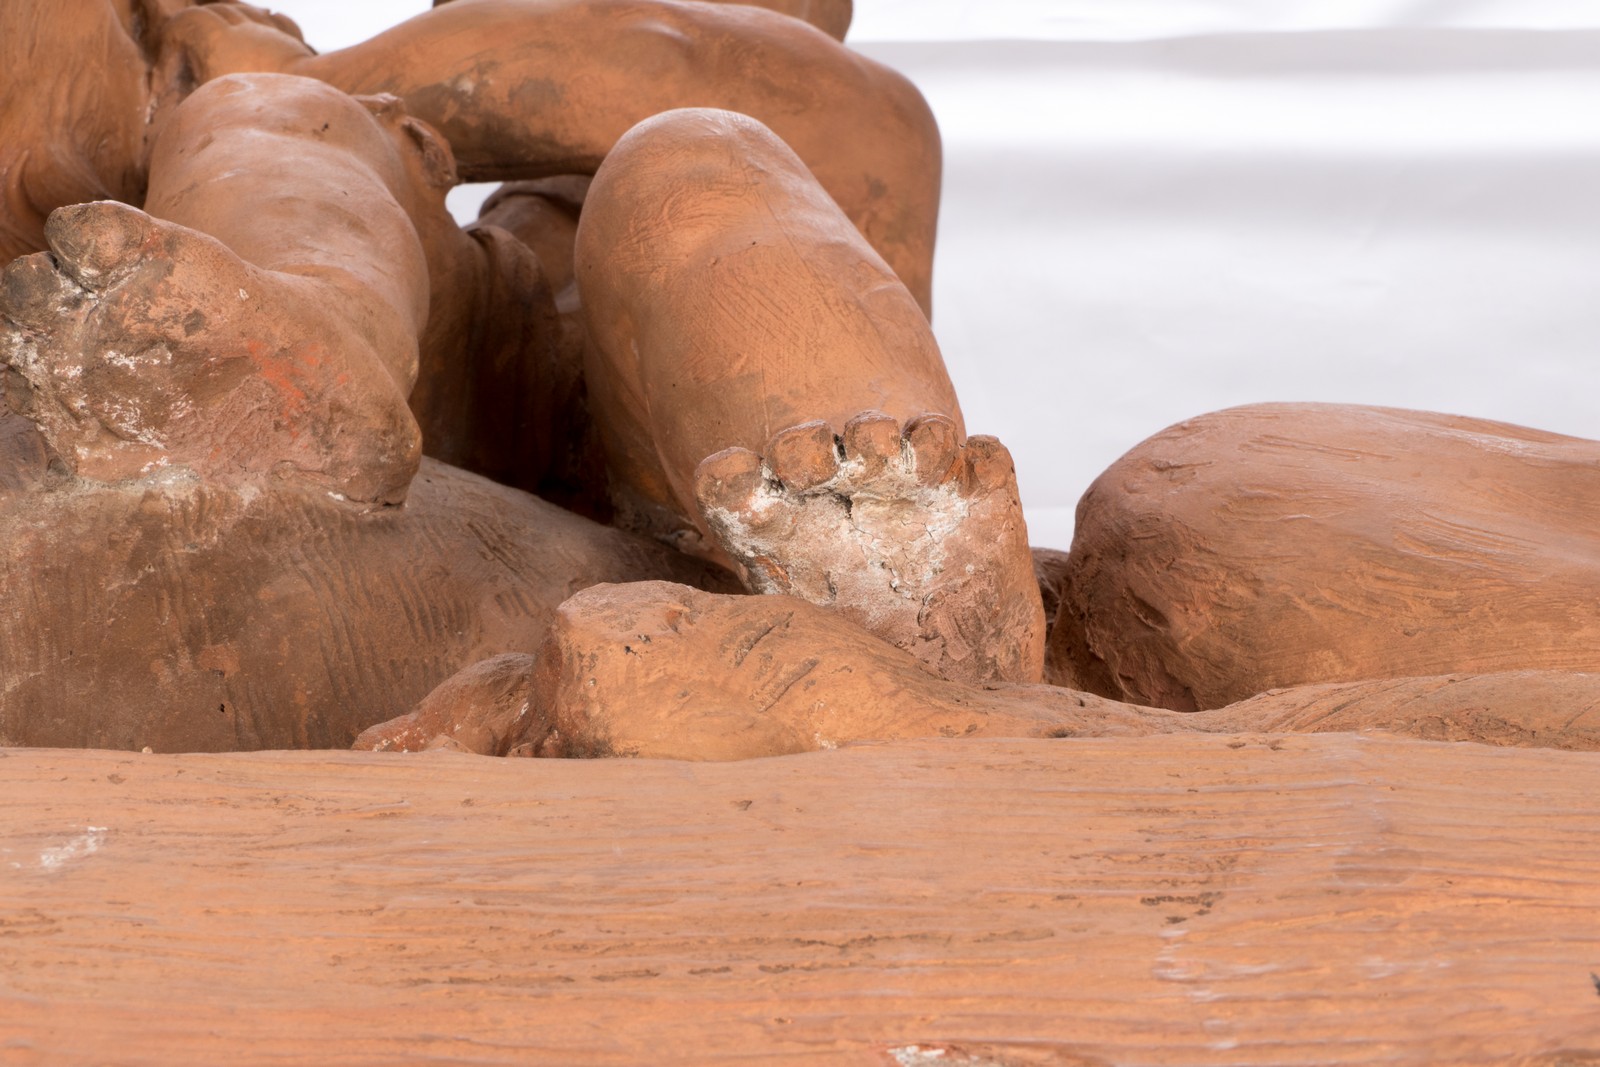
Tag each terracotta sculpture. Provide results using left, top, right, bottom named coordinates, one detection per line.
left=2, top=0, right=1598, bottom=759
left=5, top=11, right=1597, bottom=1060
left=1049, top=403, right=1600, bottom=710
left=1, top=0, right=1044, bottom=753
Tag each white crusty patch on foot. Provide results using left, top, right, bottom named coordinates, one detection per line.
left=703, top=464, right=970, bottom=602
left=694, top=411, right=1044, bottom=684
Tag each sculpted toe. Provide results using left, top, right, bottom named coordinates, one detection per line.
left=962, top=434, right=1017, bottom=495
left=44, top=201, right=156, bottom=289
left=841, top=410, right=900, bottom=481
left=905, top=412, right=959, bottom=485
left=694, top=445, right=766, bottom=516
left=765, top=419, right=839, bottom=490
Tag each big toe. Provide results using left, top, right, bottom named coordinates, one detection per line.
left=0, top=253, right=78, bottom=331
left=695, top=445, right=766, bottom=517
left=44, top=201, right=158, bottom=289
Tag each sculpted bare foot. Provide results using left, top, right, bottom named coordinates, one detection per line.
left=0, top=201, right=420, bottom=503
left=694, top=411, right=1045, bottom=684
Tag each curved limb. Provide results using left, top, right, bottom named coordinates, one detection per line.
left=576, top=109, right=1042, bottom=684
left=0, top=0, right=154, bottom=261
left=159, top=0, right=939, bottom=311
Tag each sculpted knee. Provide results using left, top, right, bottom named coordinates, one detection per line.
left=583, top=108, right=808, bottom=257
left=605, top=108, right=791, bottom=185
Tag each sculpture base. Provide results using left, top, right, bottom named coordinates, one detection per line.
left=3, top=736, right=1596, bottom=1065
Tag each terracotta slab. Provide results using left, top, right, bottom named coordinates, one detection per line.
left=3, top=736, right=1598, bottom=1065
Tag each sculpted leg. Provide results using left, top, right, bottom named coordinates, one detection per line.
left=162, top=0, right=939, bottom=311
left=467, top=177, right=610, bottom=515
left=356, top=581, right=1600, bottom=761
left=1, top=73, right=431, bottom=502
left=576, top=109, right=1044, bottom=684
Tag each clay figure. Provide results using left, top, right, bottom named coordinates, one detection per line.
left=1049, top=403, right=1600, bottom=710
left=0, top=0, right=1041, bottom=752
left=3, top=1, right=1599, bottom=759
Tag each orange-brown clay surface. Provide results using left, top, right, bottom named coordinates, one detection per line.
left=354, top=580, right=1600, bottom=760
left=4, top=9, right=1600, bottom=1062
left=2, top=736, right=1598, bottom=1065
left=0, top=463, right=727, bottom=753
left=1054, top=403, right=1600, bottom=710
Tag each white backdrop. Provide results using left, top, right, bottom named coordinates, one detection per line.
left=270, top=1, right=1600, bottom=550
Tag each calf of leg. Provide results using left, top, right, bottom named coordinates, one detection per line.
left=430, top=0, right=853, bottom=41
left=576, top=109, right=1043, bottom=684
left=0, top=0, right=154, bottom=260
left=578, top=108, right=955, bottom=526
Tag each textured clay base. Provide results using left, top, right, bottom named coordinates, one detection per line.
left=2, top=737, right=1597, bottom=1065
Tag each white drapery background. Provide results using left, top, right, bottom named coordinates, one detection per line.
left=272, top=1, right=1600, bottom=550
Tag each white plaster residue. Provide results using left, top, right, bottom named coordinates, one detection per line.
left=143, top=464, right=201, bottom=493
left=1153, top=926, right=1212, bottom=991
left=707, top=468, right=972, bottom=601
left=888, top=1046, right=1011, bottom=1067
left=38, top=826, right=106, bottom=871
left=833, top=453, right=869, bottom=484
left=99, top=397, right=167, bottom=447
